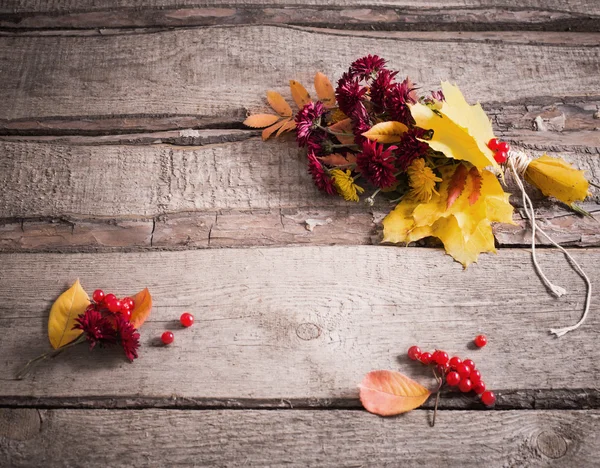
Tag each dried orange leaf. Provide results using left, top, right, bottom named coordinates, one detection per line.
left=447, top=163, right=468, bottom=209
left=289, top=80, right=311, bottom=108
left=276, top=119, right=296, bottom=136
left=319, top=153, right=351, bottom=166
left=362, top=121, right=408, bottom=144
left=266, top=91, right=292, bottom=117
left=359, top=370, right=431, bottom=416
left=243, top=114, right=281, bottom=128
left=468, top=166, right=483, bottom=206
left=328, top=118, right=355, bottom=145
left=130, top=288, right=153, bottom=329
left=262, top=119, right=287, bottom=140
left=48, top=279, right=90, bottom=349
left=314, top=72, right=336, bottom=106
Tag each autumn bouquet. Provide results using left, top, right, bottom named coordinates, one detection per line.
left=245, top=55, right=592, bottom=336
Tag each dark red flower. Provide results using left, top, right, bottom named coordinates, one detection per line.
left=350, top=55, right=387, bottom=80
left=295, top=101, right=327, bottom=147
left=307, top=151, right=336, bottom=195
left=335, top=72, right=368, bottom=118
left=395, top=128, right=430, bottom=170
left=73, top=308, right=117, bottom=350
left=370, top=69, right=398, bottom=110
left=356, top=140, right=398, bottom=188
left=116, top=316, right=140, bottom=362
left=385, top=78, right=418, bottom=125
left=352, top=115, right=372, bottom=146
left=430, top=89, right=445, bottom=102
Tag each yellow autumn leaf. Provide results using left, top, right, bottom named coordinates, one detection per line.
left=266, top=90, right=292, bottom=117
left=48, top=279, right=90, bottom=349
left=433, top=216, right=497, bottom=267
left=525, top=155, right=589, bottom=205
left=243, top=114, right=281, bottom=129
left=359, top=370, right=431, bottom=416
left=289, top=80, right=311, bottom=108
left=362, top=121, right=408, bottom=144
left=314, top=72, right=336, bottom=106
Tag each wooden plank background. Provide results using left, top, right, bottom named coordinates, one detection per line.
left=0, top=1, right=599, bottom=466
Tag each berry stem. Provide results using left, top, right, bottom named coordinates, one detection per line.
left=430, top=367, right=444, bottom=428
left=15, top=334, right=86, bottom=380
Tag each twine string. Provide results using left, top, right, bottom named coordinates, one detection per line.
left=506, top=150, right=592, bottom=337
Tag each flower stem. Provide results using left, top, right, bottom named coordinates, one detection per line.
left=15, top=334, right=86, bottom=380
left=330, top=144, right=359, bottom=149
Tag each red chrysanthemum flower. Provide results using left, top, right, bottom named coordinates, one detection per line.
left=395, top=128, right=431, bottom=170
left=384, top=78, right=418, bottom=125
left=116, top=315, right=140, bottom=362
left=370, top=69, right=398, bottom=110
left=352, top=115, right=372, bottom=146
left=307, top=151, right=336, bottom=195
left=73, top=307, right=117, bottom=350
left=430, top=89, right=445, bottom=102
left=356, top=140, right=398, bottom=188
left=350, top=55, right=387, bottom=80
left=295, top=101, right=327, bottom=147
left=335, top=72, right=368, bottom=118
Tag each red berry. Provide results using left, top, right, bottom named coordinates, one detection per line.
left=122, top=309, right=132, bottom=321
left=474, top=334, right=487, bottom=348
left=494, top=150, right=508, bottom=164
left=420, top=352, right=433, bottom=365
left=434, top=351, right=449, bottom=365
left=458, top=378, right=473, bottom=393
left=104, top=293, right=117, bottom=304
left=408, top=345, right=422, bottom=361
left=446, top=371, right=460, bottom=386
left=449, top=356, right=462, bottom=369
left=123, top=297, right=135, bottom=310
left=92, top=289, right=105, bottom=303
left=473, top=381, right=486, bottom=395
left=457, top=363, right=472, bottom=379
left=463, top=359, right=476, bottom=370
left=180, top=312, right=195, bottom=328
left=497, top=141, right=510, bottom=152
left=481, top=390, right=496, bottom=406
left=121, top=301, right=131, bottom=312
left=108, top=299, right=122, bottom=313
left=470, top=370, right=482, bottom=384
left=487, top=138, right=500, bottom=151
left=161, top=331, right=174, bottom=345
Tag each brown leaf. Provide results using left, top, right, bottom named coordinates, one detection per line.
left=266, top=91, right=292, bottom=117
left=289, top=80, right=311, bottom=108
left=130, top=288, right=153, bottom=329
left=262, top=119, right=287, bottom=140
left=359, top=370, right=431, bottom=416
left=328, top=118, right=355, bottom=145
left=468, top=166, right=483, bottom=206
left=319, top=153, right=351, bottom=167
left=314, top=72, right=336, bottom=106
left=447, top=163, right=468, bottom=209
left=243, top=114, right=281, bottom=128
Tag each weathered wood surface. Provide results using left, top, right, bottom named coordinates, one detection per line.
left=1, top=1, right=599, bottom=31
left=1, top=248, right=598, bottom=407
left=1, top=409, right=599, bottom=467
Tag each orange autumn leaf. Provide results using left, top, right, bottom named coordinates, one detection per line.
left=289, top=80, right=311, bottom=108
left=266, top=90, right=292, bottom=117
left=130, top=288, right=153, bottom=329
left=328, top=118, right=355, bottom=145
left=276, top=118, right=296, bottom=136
left=262, top=119, right=287, bottom=140
left=314, top=72, right=336, bottom=106
left=359, top=370, right=431, bottom=416
left=243, top=114, right=281, bottom=128
left=468, top=166, right=483, bottom=206
left=319, top=153, right=352, bottom=166
left=446, top=163, right=468, bottom=209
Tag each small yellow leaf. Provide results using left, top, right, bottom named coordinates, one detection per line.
left=314, top=72, right=336, bottom=106
left=48, top=279, right=90, bottom=349
left=266, top=91, right=292, bottom=117
left=262, top=119, right=287, bottom=140
left=130, top=288, right=153, bottom=329
left=525, top=155, right=589, bottom=205
left=289, top=80, right=311, bottom=108
left=359, top=370, right=431, bottom=416
left=243, top=114, right=281, bottom=129
left=362, top=121, right=408, bottom=144
left=328, top=118, right=355, bottom=145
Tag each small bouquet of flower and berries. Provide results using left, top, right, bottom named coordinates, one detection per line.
left=245, top=55, right=593, bottom=337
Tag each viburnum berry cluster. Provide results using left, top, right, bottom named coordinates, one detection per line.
left=407, top=344, right=496, bottom=408
left=488, top=138, right=511, bottom=164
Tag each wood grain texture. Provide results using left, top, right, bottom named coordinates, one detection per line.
left=0, top=26, right=599, bottom=133
left=0, top=247, right=599, bottom=405
left=1, top=409, right=599, bottom=467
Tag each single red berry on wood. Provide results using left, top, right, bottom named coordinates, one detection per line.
left=497, top=141, right=510, bottom=152
left=108, top=299, right=122, bottom=313
left=449, top=356, right=462, bottom=369
left=457, top=363, right=472, bottom=379
left=458, top=378, right=473, bottom=393
left=435, top=351, right=449, bottom=365
left=473, top=381, right=486, bottom=395
left=180, top=312, right=195, bottom=328
left=92, top=289, right=105, bottom=303
left=407, top=345, right=421, bottom=361
left=420, top=352, right=433, bottom=365
left=161, top=331, right=174, bottom=345
left=470, top=370, right=482, bottom=384
left=481, top=390, right=496, bottom=406
left=487, top=138, right=500, bottom=151
left=494, top=151, right=508, bottom=164
left=446, top=371, right=460, bottom=386
left=463, top=359, right=476, bottom=370
left=474, top=334, right=487, bottom=348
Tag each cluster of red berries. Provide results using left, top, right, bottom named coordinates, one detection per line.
left=488, top=138, right=510, bottom=164
left=160, top=312, right=195, bottom=345
left=407, top=336, right=496, bottom=407
left=92, top=289, right=135, bottom=321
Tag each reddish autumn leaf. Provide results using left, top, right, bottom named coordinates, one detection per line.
left=130, top=288, right=153, bottom=329
left=319, top=153, right=351, bottom=167
left=359, top=370, right=431, bottom=416
left=446, top=163, right=468, bottom=209
left=468, top=166, right=483, bottom=206
left=328, top=118, right=355, bottom=145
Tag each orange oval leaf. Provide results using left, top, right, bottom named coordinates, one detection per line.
left=243, top=114, right=281, bottom=128
left=266, top=91, right=292, bottom=117
left=262, top=119, right=287, bottom=140
left=359, top=370, right=431, bottom=416
left=130, top=288, right=153, bottom=329
left=314, top=72, right=336, bottom=106
left=289, top=80, right=311, bottom=108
